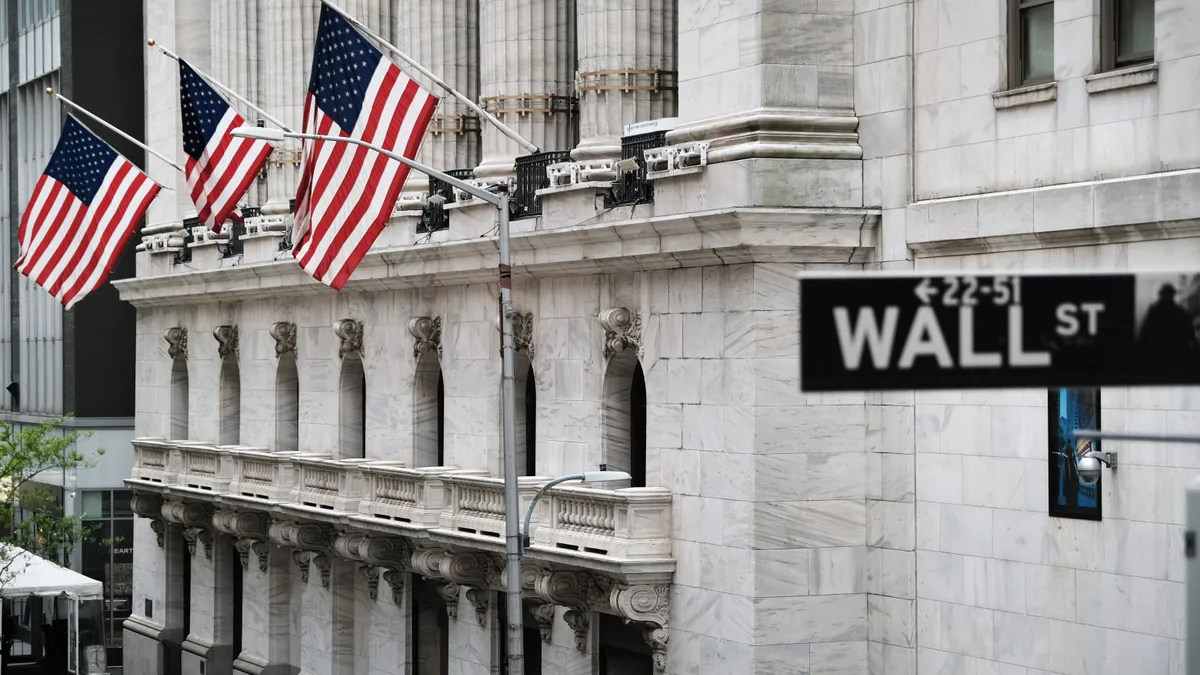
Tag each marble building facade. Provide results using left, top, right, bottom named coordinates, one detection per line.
left=120, top=1, right=1199, bottom=675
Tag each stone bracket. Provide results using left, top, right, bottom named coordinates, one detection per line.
left=267, top=520, right=332, bottom=552
left=213, top=325, right=239, bottom=359
left=360, top=565, right=380, bottom=601
left=465, top=588, right=490, bottom=627
left=270, top=321, right=297, bottom=358
left=131, top=493, right=166, bottom=548
left=495, top=311, right=534, bottom=358
left=163, top=327, right=188, bottom=359
left=562, top=609, right=590, bottom=653
left=610, top=584, right=670, bottom=673
left=439, top=551, right=502, bottom=590
left=529, top=602, right=555, bottom=644
left=182, top=527, right=213, bottom=560
left=334, top=319, right=364, bottom=358
left=213, top=509, right=269, bottom=539
left=291, top=550, right=313, bottom=584
left=437, top=582, right=461, bottom=620
left=383, top=570, right=405, bottom=606
left=598, top=307, right=641, bottom=360
left=312, top=553, right=331, bottom=588
left=408, top=316, right=442, bottom=360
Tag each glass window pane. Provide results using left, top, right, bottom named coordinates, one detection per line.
left=101, top=490, right=112, bottom=518
left=1021, top=3, right=1055, bottom=82
left=81, top=491, right=103, bottom=518
left=111, top=490, right=133, bottom=518
left=1117, top=0, right=1154, bottom=62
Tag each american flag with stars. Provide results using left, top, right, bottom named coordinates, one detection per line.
left=15, top=116, right=161, bottom=310
left=180, top=58, right=273, bottom=233
left=292, top=3, right=439, bottom=290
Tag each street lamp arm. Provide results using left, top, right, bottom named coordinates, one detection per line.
left=230, top=126, right=502, bottom=207
left=522, top=473, right=586, bottom=552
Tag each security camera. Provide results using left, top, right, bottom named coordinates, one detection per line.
left=1076, top=450, right=1117, bottom=486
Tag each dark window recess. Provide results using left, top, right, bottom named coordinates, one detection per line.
left=513, top=151, right=572, bottom=220
left=608, top=131, right=667, bottom=208
left=232, top=548, right=243, bottom=658
left=1101, top=0, right=1155, bottom=71
left=1048, top=388, right=1103, bottom=520
left=525, top=364, right=537, bottom=476
left=1007, top=0, right=1055, bottom=87
left=175, top=216, right=200, bottom=265
left=436, top=371, right=445, bottom=466
left=220, top=217, right=246, bottom=258
left=419, top=169, right=475, bottom=234
left=598, top=613, right=653, bottom=675
left=630, top=363, right=647, bottom=488
left=497, top=596, right=543, bottom=675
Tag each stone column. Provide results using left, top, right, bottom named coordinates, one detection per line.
left=395, top=0, right=482, bottom=188
left=474, top=0, right=578, bottom=180
left=573, top=0, right=678, bottom=161
left=211, top=0, right=261, bottom=205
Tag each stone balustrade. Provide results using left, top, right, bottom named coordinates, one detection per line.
left=531, top=484, right=673, bottom=561
left=127, top=438, right=674, bottom=571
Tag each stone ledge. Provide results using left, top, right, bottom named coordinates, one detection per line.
left=906, top=167, right=1200, bottom=256
left=535, top=180, right=612, bottom=197
left=1085, top=62, right=1158, bottom=94
left=666, top=107, right=862, bottom=163
left=992, top=81, right=1057, bottom=110
left=114, top=207, right=880, bottom=307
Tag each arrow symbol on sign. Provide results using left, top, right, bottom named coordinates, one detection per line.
left=914, top=278, right=938, bottom=304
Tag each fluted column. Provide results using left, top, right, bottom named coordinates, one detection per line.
left=258, top=0, right=320, bottom=216
left=475, top=0, right=578, bottom=180
left=573, top=0, right=677, bottom=161
left=212, top=0, right=261, bottom=205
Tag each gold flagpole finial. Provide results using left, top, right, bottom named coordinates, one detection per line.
left=45, top=87, right=53, bottom=96
left=147, top=38, right=156, bottom=46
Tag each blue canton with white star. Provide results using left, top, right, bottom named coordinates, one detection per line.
left=180, top=58, right=231, bottom=162
left=309, top=4, right=384, bottom=133
left=45, top=117, right=117, bottom=207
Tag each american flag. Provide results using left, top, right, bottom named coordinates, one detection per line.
left=15, top=116, right=161, bottom=310
left=292, top=4, right=439, bottom=289
left=180, top=58, right=273, bottom=233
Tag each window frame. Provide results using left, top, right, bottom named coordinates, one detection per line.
left=1047, top=388, right=1103, bottom=521
left=1100, top=0, right=1155, bottom=72
left=1008, top=0, right=1056, bottom=88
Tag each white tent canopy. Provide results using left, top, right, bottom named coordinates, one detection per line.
left=0, top=546, right=102, bottom=600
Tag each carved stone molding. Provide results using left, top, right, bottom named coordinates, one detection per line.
left=495, top=311, right=534, bottom=358
left=562, top=609, right=590, bottom=653
left=150, top=521, right=166, bottom=548
left=610, top=584, right=670, bottom=673
left=411, top=547, right=448, bottom=579
left=213, top=509, right=269, bottom=540
left=164, top=327, right=188, bottom=359
left=438, top=551, right=502, bottom=590
left=383, top=570, right=405, bottom=605
left=332, top=533, right=413, bottom=570
left=533, top=569, right=614, bottom=612
left=644, top=626, right=669, bottom=673
left=465, top=588, right=490, bottom=627
left=529, top=602, right=556, bottom=644
left=270, top=321, right=297, bottom=357
left=437, top=582, right=461, bottom=620
left=234, top=538, right=255, bottom=569
left=213, top=325, right=239, bottom=359
left=598, top=307, right=642, bottom=360
left=182, top=527, right=212, bottom=560
left=291, top=550, right=313, bottom=584
left=161, top=501, right=212, bottom=529
left=408, top=316, right=442, bottom=359
left=267, top=520, right=331, bottom=551
left=360, top=565, right=380, bottom=601
left=334, top=319, right=364, bottom=358
left=129, top=493, right=164, bottom=520
left=252, top=541, right=269, bottom=573
left=312, top=554, right=331, bottom=588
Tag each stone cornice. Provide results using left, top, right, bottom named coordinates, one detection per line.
left=114, top=207, right=878, bottom=307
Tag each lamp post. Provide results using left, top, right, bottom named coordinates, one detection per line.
left=521, top=471, right=632, bottom=552
left=230, top=126, right=527, bottom=671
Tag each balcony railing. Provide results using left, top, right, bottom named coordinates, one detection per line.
left=358, top=464, right=480, bottom=527
left=131, top=438, right=175, bottom=485
left=418, top=169, right=476, bottom=234
left=439, top=473, right=547, bottom=543
left=176, top=443, right=230, bottom=493
left=532, top=484, right=673, bottom=560
left=608, top=131, right=666, bottom=207
left=227, top=449, right=304, bottom=502
left=289, top=456, right=378, bottom=513
left=514, top=151, right=572, bottom=220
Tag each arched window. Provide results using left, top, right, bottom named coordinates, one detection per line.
left=170, top=357, right=189, bottom=440
left=219, top=357, right=241, bottom=446
left=275, top=353, right=299, bottom=453
left=512, top=358, right=536, bottom=477
left=340, top=354, right=366, bottom=459
left=413, top=353, right=444, bottom=467
left=601, top=352, right=647, bottom=487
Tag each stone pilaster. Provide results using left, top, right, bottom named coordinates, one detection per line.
left=573, top=0, right=678, bottom=161
left=475, top=0, right=577, bottom=179
left=396, top=0, right=482, bottom=193
left=211, top=0, right=261, bottom=206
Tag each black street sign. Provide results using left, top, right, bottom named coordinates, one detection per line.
left=800, top=272, right=1200, bottom=392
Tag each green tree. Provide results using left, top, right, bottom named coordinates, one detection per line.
left=0, top=417, right=104, bottom=588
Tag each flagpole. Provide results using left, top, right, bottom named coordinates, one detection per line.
left=45, top=88, right=185, bottom=173
left=146, top=39, right=296, bottom=133
left=321, top=0, right=541, bottom=155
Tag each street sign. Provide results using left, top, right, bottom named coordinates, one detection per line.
left=800, top=271, right=1200, bottom=392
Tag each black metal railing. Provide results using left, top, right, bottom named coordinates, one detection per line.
left=608, top=131, right=666, bottom=207
left=280, top=199, right=297, bottom=251
left=174, top=217, right=200, bottom=265
left=418, top=168, right=475, bottom=234
left=513, top=151, right=571, bottom=220
left=221, top=217, right=246, bottom=258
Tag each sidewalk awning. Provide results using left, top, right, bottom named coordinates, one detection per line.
left=0, top=545, right=102, bottom=600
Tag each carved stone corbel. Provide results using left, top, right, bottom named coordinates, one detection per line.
left=408, top=316, right=442, bottom=359
left=533, top=568, right=614, bottom=612
left=529, top=602, right=556, bottom=644
left=495, top=311, right=534, bottom=358
left=150, top=520, right=166, bottom=548
left=438, top=551, right=502, bottom=590
left=437, top=582, right=461, bottom=620
left=332, top=532, right=413, bottom=570
left=213, top=325, right=239, bottom=359
left=598, top=307, right=642, bottom=360
left=312, top=554, right=331, bottom=588
left=251, top=541, right=269, bottom=573
left=410, top=547, right=447, bottom=579
left=213, top=509, right=269, bottom=540
left=164, top=327, right=188, bottom=359
left=291, top=550, right=313, bottom=584
left=182, top=527, right=212, bottom=559
left=161, top=500, right=212, bottom=529
left=270, top=321, right=297, bottom=358
left=360, top=565, right=380, bottom=601
left=130, top=493, right=166, bottom=548
left=383, top=570, right=405, bottom=605
left=610, top=584, right=670, bottom=673
left=267, top=520, right=332, bottom=551
left=465, top=588, right=490, bottom=627
left=334, top=319, right=364, bottom=359
left=234, top=538, right=255, bottom=569
left=562, top=609, right=590, bottom=653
